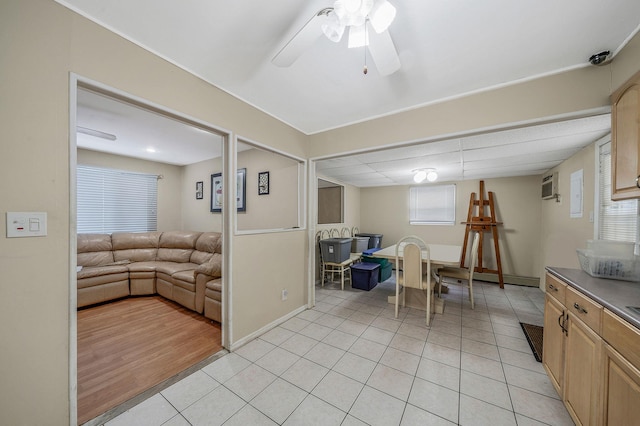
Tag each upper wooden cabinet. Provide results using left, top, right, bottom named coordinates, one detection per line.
left=611, top=71, right=640, bottom=200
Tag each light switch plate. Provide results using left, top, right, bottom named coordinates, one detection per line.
left=6, top=212, right=47, bottom=237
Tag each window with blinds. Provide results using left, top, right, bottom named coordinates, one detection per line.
left=409, top=184, right=456, bottom=225
left=598, top=141, right=639, bottom=242
left=77, top=165, right=158, bottom=234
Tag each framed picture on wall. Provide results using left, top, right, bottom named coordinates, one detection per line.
left=258, top=171, right=269, bottom=195
left=195, top=181, right=203, bottom=199
left=211, top=168, right=246, bottom=212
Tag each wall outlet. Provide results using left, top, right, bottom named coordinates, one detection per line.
left=281, top=289, right=288, bottom=301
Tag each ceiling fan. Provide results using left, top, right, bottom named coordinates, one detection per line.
left=272, top=0, right=400, bottom=76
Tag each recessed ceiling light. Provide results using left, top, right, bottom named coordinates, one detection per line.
left=146, top=147, right=156, bottom=153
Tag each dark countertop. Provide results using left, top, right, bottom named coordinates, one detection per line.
left=546, top=267, right=640, bottom=330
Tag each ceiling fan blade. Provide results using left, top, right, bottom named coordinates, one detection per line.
left=272, top=9, right=330, bottom=67
left=367, top=27, right=400, bottom=76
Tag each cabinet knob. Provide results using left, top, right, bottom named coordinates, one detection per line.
left=548, top=284, right=557, bottom=292
left=573, top=302, right=588, bottom=314
left=636, top=175, right=640, bottom=189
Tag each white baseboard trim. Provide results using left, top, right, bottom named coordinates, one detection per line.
left=228, top=305, right=307, bottom=352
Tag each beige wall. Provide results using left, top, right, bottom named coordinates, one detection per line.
left=2, top=0, right=640, bottom=424
left=181, top=157, right=224, bottom=232
left=540, top=142, right=599, bottom=280
left=0, top=2, right=307, bottom=424
left=360, top=176, right=542, bottom=278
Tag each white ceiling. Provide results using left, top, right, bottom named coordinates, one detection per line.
left=65, top=1, right=636, bottom=185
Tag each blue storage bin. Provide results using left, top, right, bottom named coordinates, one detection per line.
left=351, top=262, right=380, bottom=291
left=361, top=255, right=392, bottom=282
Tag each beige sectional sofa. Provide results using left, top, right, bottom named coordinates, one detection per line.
left=77, top=231, right=222, bottom=322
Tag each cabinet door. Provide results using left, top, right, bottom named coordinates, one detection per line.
left=543, top=293, right=565, bottom=395
left=602, top=344, right=640, bottom=426
left=564, top=314, right=603, bottom=426
left=612, top=80, right=640, bottom=200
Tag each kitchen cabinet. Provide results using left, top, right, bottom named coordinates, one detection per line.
left=543, top=274, right=567, bottom=394
left=563, top=286, right=603, bottom=426
left=602, top=310, right=640, bottom=425
left=611, top=70, right=640, bottom=200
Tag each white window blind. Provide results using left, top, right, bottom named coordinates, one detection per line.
left=409, top=184, right=456, bottom=225
left=77, top=165, right=158, bottom=234
left=598, top=142, right=638, bottom=242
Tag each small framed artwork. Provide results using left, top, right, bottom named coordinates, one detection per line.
left=258, top=171, right=270, bottom=195
left=211, top=168, right=247, bottom=212
left=195, top=181, right=203, bottom=200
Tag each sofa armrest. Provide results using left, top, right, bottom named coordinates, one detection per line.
left=195, top=253, right=222, bottom=277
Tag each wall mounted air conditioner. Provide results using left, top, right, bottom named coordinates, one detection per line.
left=542, top=172, right=558, bottom=200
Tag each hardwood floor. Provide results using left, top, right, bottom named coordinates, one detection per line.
left=77, top=296, right=222, bottom=424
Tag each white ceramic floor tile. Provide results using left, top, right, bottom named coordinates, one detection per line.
left=250, top=378, right=308, bottom=424
left=335, top=318, right=368, bottom=336
left=282, top=394, right=346, bottom=426
left=315, top=313, right=346, bottom=329
left=461, top=338, right=500, bottom=361
left=379, top=346, right=421, bottom=376
left=342, top=414, right=370, bottom=426
left=222, top=404, right=278, bottom=426
left=415, top=357, right=460, bottom=392
left=303, top=341, right=346, bottom=369
left=495, top=332, right=532, bottom=353
left=280, top=316, right=311, bottom=332
left=311, top=370, right=364, bottom=412
left=366, top=363, right=414, bottom=402
left=509, top=385, right=575, bottom=425
left=498, top=346, right=545, bottom=374
left=514, top=413, right=551, bottom=426
left=361, top=325, right=395, bottom=345
left=401, top=403, right=456, bottom=425
left=460, top=370, right=512, bottom=410
left=349, top=310, right=377, bottom=325
left=427, top=330, right=462, bottom=350
left=322, top=329, right=358, bottom=351
left=332, top=352, right=377, bottom=383
left=161, top=370, right=220, bottom=412
left=459, top=394, right=517, bottom=426
left=299, top=322, right=334, bottom=341
left=181, top=386, right=245, bottom=426
left=279, top=332, right=318, bottom=357
left=422, top=342, right=461, bottom=368
left=370, top=316, right=402, bottom=333
left=348, top=337, right=387, bottom=362
left=461, top=326, right=497, bottom=345
left=296, top=309, right=324, bottom=322
left=201, top=353, right=251, bottom=384
left=396, top=322, right=430, bottom=340
left=389, top=333, right=426, bottom=356
left=223, top=364, right=277, bottom=402
left=460, top=352, right=505, bottom=382
left=161, top=414, right=191, bottom=426
left=281, top=357, right=329, bottom=392
left=503, top=363, right=560, bottom=399
left=106, top=394, right=177, bottom=426
left=260, top=326, right=296, bottom=346
left=255, top=346, right=301, bottom=376
left=408, top=378, right=459, bottom=424
left=349, top=386, right=406, bottom=426
left=235, top=338, right=276, bottom=363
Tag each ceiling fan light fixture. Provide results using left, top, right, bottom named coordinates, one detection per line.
left=322, top=12, right=345, bottom=42
left=334, top=0, right=372, bottom=27
left=426, top=170, right=438, bottom=182
left=348, top=24, right=368, bottom=48
left=369, top=0, right=396, bottom=33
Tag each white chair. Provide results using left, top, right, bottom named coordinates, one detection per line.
left=438, top=231, right=481, bottom=309
left=395, top=235, right=435, bottom=326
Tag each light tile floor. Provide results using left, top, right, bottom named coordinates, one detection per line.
left=105, top=278, right=575, bottom=426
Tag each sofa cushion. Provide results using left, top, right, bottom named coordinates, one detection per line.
left=113, top=248, right=158, bottom=262
left=127, top=261, right=161, bottom=273
left=173, top=269, right=197, bottom=285
left=77, top=234, right=114, bottom=266
left=155, top=262, right=199, bottom=276
left=159, top=231, right=202, bottom=249
left=77, top=264, right=128, bottom=281
left=196, top=253, right=222, bottom=278
left=157, top=248, right=193, bottom=263
left=190, top=232, right=220, bottom=264
left=111, top=231, right=161, bottom=249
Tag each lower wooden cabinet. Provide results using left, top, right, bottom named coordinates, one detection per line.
left=542, top=272, right=640, bottom=426
left=564, top=313, right=602, bottom=426
left=543, top=293, right=565, bottom=394
left=602, top=343, right=640, bottom=425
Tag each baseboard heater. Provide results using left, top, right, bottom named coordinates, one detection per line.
left=474, top=273, right=540, bottom=287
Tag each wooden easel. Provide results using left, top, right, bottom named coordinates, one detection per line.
left=460, top=181, right=504, bottom=288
